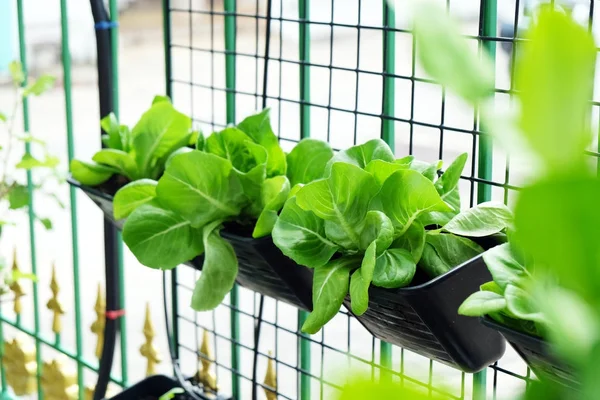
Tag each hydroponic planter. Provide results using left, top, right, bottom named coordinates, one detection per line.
left=345, top=254, right=506, bottom=373
left=69, top=178, right=313, bottom=311
left=107, top=375, right=230, bottom=399
left=482, top=317, right=577, bottom=388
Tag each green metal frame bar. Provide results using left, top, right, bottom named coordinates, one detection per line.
left=379, top=0, right=395, bottom=382
left=473, top=0, right=498, bottom=399
left=59, top=0, right=85, bottom=397
left=298, top=0, right=311, bottom=398
left=108, top=0, right=129, bottom=386
left=223, top=0, right=240, bottom=397
left=15, top=1, right=44, bottom=398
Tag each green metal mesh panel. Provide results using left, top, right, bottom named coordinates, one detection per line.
left=162, top=0, right=573, bottom=399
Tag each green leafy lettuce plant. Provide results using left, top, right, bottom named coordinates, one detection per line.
left=70, top=95, right=194, bottom=188
left=272, top=138, right=512, bottom=334
left=117, top=108, right=334, bottom=311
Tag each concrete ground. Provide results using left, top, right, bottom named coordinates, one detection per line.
left=0, top=0, right=555, bottom=399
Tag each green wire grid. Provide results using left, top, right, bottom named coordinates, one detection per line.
left=164, top=0, right=558, bottom=399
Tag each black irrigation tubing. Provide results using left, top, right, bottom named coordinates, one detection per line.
left=89, top=0, right=120, bottom=399
left=251, top=0, right=274, bottom=398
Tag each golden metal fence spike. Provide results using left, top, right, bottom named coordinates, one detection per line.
left=4, top=335, right=37, bottom=395
left=40, top=357, right=78, bottom=400
left=9, top=247, right=26, bottom=316
left=263, top=350, right=277, bottom=400
left=197, top=329, right=218, bottom=392
left=139, top=302, right=161, bottom=376
left=90, top=283, right=105, bottom=360
left=46, top=263, right=65, bottom=334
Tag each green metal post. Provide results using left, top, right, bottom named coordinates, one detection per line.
left=108, top=0, right=128, bottom=385
left=473, top=1, right=497, bottom=399
left=379, top=0, right=396, bottom=382
left=298, top=0, right=312, bottom=398
left=16, top=1, right=43, bottom=398
left=224, top=0, right=240, bottom=397
left=477, top=0, right=496, bottom=204
left=59, top=1, right=84, bottom=397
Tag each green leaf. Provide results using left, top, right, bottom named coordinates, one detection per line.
left=70, top=160, right=118, bottom=186
left=349, top=241, right=377, bottom=316
left=514, top=177, right=600, bottom=303
left=419, top=186, right=460, bottom=227
left=253, top=176, right=291, bottom=238
left=325, top=139, right=394, bottom=174
left=286, top=138, right=333, bottom=186
left=152, top=95, right=171, bottom=104
left=349, top=269, right=369, bottom=316
left=9, top=61, right=24, bottom=85
left=443, top=201, right=513, bottom=237
left=435, top=153, right=467, bottom=196
left=358, top=211, right=393, bottom=254
left=37, top=216, right=52, bottom=230
left=237, top=108, right=287, bottom=177
left=380, top=169, right=451, bottom=235
left=505, top=284, right=545, bottom=323
left=122, top=203, right=204, bottom=269
left=296, top=163, right=379, bottom=249
left=191, top=220, right=238, bottom=311
left=132, top=101, right=192, bottom=177
left=480, top=280, right=503, bottom=295
left=16, top=134, right=46, bottom=146
left=0, top=112, right=6, bottom=122
left=206, top=128, right=264, bottom=173
left=156, top=151, right=246, bottom=228
left=16, top=154, right=59, bottom=169
left=113, top=179, right=157, bottom=220
left=364, top=159, right=409, bottom=185
left=100, top=113, right=123, bottom=150
left=458, top=290, right=507, bottom=317
left=390, top=221, right=425, bottom=262
left=371, top=248, right=416, bottom=289
left=540, top=285, right=599, bottom=369
left=195, top=130, right=205, bottom=150
left=272, top=197, right=339, bottom=268
left=516, top=9, right=596, bottom=170
left=302, top=257, right=358, bottom=334
left=395, top=155, right=414, bottom=165
left=23, top=75, right=55, bottom=96
left=92, top=149, right=138, bottom=180
left=483, top=243, right=528, bottom=290
left=8, top=185, right=29, bottom=210
left=413, top=2, right=494, bottom=104
left=165, top=146, right=193, bottom=169
left=419, top=233, right=483, bottom=278
left=410, top=160, right=441, bottom=181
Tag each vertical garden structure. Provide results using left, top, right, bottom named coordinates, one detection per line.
left=0, top=0, right=581, bottom=399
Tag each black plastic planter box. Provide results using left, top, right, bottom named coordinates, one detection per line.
left=344, top=254, right=506, bottom=373
left=107, top=375, right=230, bottom=399
left=69, top=178, right=313, bottom=311
left=482, top=317, right=578, bottom=388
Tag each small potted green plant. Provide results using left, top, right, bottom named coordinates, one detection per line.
left=116, top=108, right=333, bottom=311
left=271, top=138, right=510, bottom=372
left=68, top=95, right=194, bottom=229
